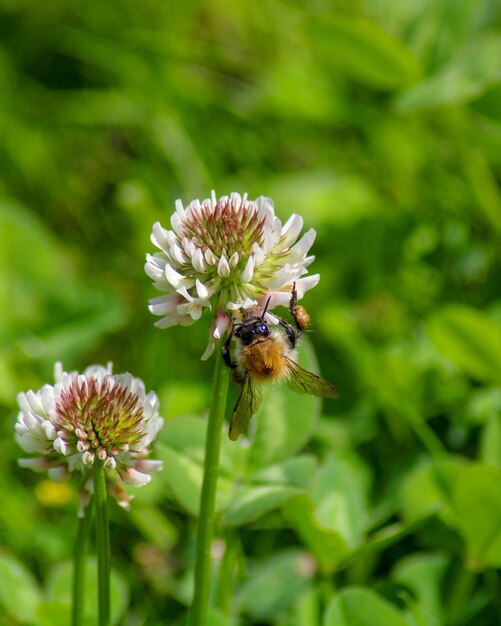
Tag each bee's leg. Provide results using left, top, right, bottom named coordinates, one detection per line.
left=222, top=331, right=236, bottom=369
left=289, top=282, right=302, bottom=333
left=277, top=318, right=299, bottom=349
left=290, top=282, right=298, bottom=317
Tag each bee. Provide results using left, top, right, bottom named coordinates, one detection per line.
left=222, top=284, right=340, bottom=440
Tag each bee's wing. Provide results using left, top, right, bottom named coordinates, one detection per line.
left=285, top=357, right=340, bottom=399
left=228, top=375, right=263, bottom=441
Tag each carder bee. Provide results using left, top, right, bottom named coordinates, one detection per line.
left=222, top=284, right=340, bottom=440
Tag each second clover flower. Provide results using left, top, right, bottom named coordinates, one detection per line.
left=145, top=191, right=320, bottom=359
left=16, top=362, right=163, bottom=512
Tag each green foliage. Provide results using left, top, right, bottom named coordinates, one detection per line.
left=325, top=587, right=412, bottom=626
left=1, top=0, right=500, bottom=625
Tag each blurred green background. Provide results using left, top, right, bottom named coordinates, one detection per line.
left=1, top=1, right=500, bottom=625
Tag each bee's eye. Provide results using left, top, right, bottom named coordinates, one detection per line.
left=258, top=323, right=268, bottom=335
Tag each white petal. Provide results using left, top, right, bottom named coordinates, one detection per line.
left=170, top=244, right=186, bottom=266
left=262, top=226, right=280, bottom=254
left=240, top=255, right=254, bottom=283
left=175, top=286, right=193, bottom=302
left=151, top=222, right=172, bottom=252
left=192, top=248, right=207, bottom=273
left=217, top=255, right=231, bottom=278
left=226, top=297, right=257, bottom=311
left=229, top=252, right=239, bottom=267
left=201, top=337, right=216, bottom=360
left=284, top=228, right=316, bottom=263
left=149, top=294, right=179, bottom=316
left=175, top=198, right=186, bottom=220
left=177, top=302, right=204, bottom=320
left=165, top=264, right=187, bottom=288
left=145, top=254, right=167, bottom=282
left=53, top=437, right=69, bottom=456
left=294, top=274, right=320, bottom=297
left=229, top=192, right=242, bottom=209
left=121, top=467, right=151, bottom=487
left=170, top=212, right=184, bottom=237
left=251, top=243, right=265, bottom=267
left=265, top=264, right=298, bottom=290
left=255, top=195, right=275, bottom=215
left=54, top=362, right=65, bottom=383
left=264, top=291, right=293, bottom=309
left=19, top=458, right=50, bottom=472
left=134, top=460, right=163, bottom=474
left=213, top=312, right=231, bottom=340
left=154, top=315, right=190, bottom=329
left=277, top=214, right=304, bottom=250
left=182, top=237, right=195, bottom=257
left=185, top=198, right=201, bottom=221
left=41, top=421, right=57, bottom=440
left=82, top=451, right=95, bottom=465
left=303, top=254, right=315, bottom=268
left=205, top=249, right=217, bottom=265
left=195, top=279, right=210, bottom=300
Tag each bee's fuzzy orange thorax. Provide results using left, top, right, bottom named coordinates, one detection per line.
left=237, top=329, right=294, bottom=382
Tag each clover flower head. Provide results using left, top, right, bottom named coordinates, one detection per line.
left=145, top=191, right=319, bottom=358
left=16, top=362, right=163, bottom=512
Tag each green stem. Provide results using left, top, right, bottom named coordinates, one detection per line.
left=93, top=461, right=111, bottom=626
left=447, top=562, right=476, bottom=625
left=189, top=353, right=230, bottom=626
left=72, top=499, right=93, bottom=626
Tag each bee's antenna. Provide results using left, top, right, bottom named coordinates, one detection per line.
left=261, top=296, right=272, bottom=320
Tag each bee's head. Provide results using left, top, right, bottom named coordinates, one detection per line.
left=234, top=319, right=269, bottom=345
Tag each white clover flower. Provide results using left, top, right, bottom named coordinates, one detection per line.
left=145, top=191, right=320, bottom=358
left=16, top=362, right=163, bottom=513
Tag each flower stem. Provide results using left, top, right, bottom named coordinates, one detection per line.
left=72, top=500, right=92, bottom=626
left=93, top=460, right=111, bottom=626
left=189, top=353, right=230, bottom=626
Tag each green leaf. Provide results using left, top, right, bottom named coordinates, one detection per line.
left=156, top=442, right=233, bottom=516
left=324, top=587, right=412, bottom=626
left=160, top=414, right=248, bottom=480
left=400, top=457, right=462, bottom=524
left=251, top=455, right=317, bottom=488
left=308, top=454, right=369, bottom=548
left=283, top=494, right=349, bottom=574
left=248, top=340, right=323, bottom=469
left=453, top=463, right=501, bottom=569
left=310, top=13, right=421, bottom=90
left=236, top=550, right=314, bottom=620
left=206, top=607, right=233, bottom=626
left=221, top=485, right=300, bottom=527
left=480, top=413, right=501, bottom=468
left=397, top=33, right=501, bottom=111
left=0, top=554, right=42, bottom=624
left=46, top=559, right=129, bottom=626
left=427, top=306, right=501, bottom=383
left=129, top=505, right=179, bottom=549
left=472, top=83, right=501, bottom=127
left=156, top=443, right=204, bottom=515
left=392, top=553, right=449, bottom=626
left=159, top=415, right=207, bottom=464
left=36, top=602, right=76, bottom=626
